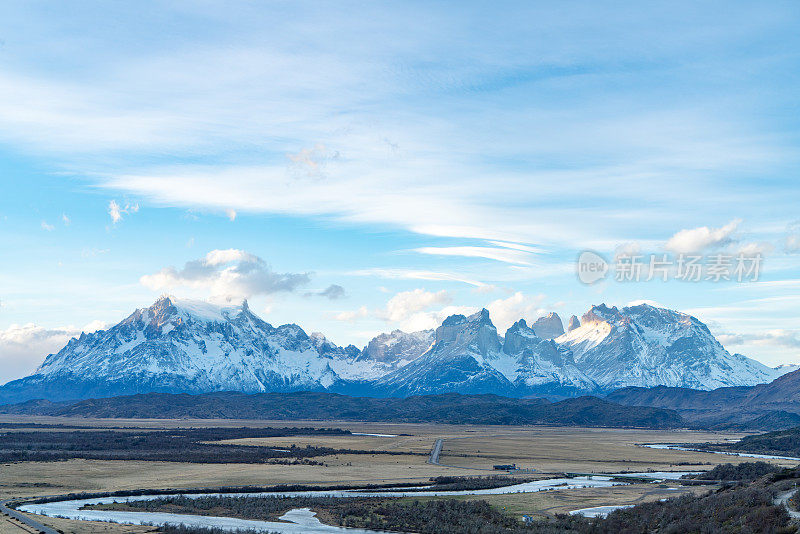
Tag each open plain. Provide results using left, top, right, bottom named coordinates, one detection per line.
left=1, top=417, right=796, bottom=533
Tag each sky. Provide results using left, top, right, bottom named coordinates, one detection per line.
left=1, top=1, right=799, bottom=384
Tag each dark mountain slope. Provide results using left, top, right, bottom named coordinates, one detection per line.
left=608, top=369, right=800, bottom=430
left=0, top=391, right=684, bottom=428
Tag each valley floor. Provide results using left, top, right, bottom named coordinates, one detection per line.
left=1, top=416, right=796, bottom=533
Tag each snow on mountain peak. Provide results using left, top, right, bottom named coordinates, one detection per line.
left=140, top=295, right=250, bottom=326
left=558, top=303, right=778, bottom=390
left=0, top=297, right=782, bottom=404
left=433, top=308, right=500, bottom=356
left=360, top=329, right=434, bottom=365
left=580, top=303, right=621, bottom=324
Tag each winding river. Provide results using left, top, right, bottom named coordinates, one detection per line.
left=641, top=444, right=800, bottom=462
left=18, top=474, right=693, bottom=533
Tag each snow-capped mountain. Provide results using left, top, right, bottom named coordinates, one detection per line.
left=0, top=296, right=374, bottom=402
left=373, top=309, right=516, bottom=396
left=372, top=310, right=596, bottom=396
left=503, top=319, right=596, bottom=393
left=555, top=304, right=779, bottom=391
left=0, top=296, right=782, bottom=404
left=357, top=329, right=434, bottom=367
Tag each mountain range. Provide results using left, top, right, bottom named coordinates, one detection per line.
left=0, top=295, right=786, bottom=404
left=0, top=392, right=684, bottom=428
left=609, top=368, right=800, bottom=430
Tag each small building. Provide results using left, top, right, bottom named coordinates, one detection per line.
left=493, top=463, right=517, bottom=470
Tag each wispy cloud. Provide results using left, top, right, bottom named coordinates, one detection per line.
left=81, top=248, right=110, bottom=258
left=413, top=246, right=536, bottom=265
left=1, top=2, right=800, bottom=366
left=0, top=7, right=793, bottom=254
left=349, top=268, right=486, bottom=287
left=288, top=144, right=340, bottom=179
left=488, top=241, right=544, bottom=253
left=108, top=200, right=139, bottom=225
left=306, top=284, right=347, bottom=300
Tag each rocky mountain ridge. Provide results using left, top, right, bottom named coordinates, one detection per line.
left=0, top=296, right=782, bottom=404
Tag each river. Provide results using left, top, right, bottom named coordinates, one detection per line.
left=641, top=444, right=800, bottom=462
left=18, top=473, right=691, bottom=533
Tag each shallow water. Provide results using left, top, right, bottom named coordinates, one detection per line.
left=569, top=504, right=633, bottom=518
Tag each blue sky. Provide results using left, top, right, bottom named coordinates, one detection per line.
left=1, top=1, right=799, bottom=383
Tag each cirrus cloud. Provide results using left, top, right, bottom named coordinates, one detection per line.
left=413, top=246, right=536, bottom=266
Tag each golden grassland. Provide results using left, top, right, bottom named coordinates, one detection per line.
left=209, top=433, right=437, bottom=453
left=1, top=417, right=796, bottom=531
left=398, top=483, right=711, bottom=517
left=435, top=426, right=781, bottom=473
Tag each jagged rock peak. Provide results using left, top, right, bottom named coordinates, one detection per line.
left=361, top=329, right=434, bottom=364
left=511, top=318, right=528, bottom=330
left=568, top=315, right=580, bottom=331
left=531, top=312, right=564, bottom=339
left=0, top=296, right=782, bottom=405
left=580, top=303, right=621, bottom=325
left=434, top=309, right=500, bottom=356
left=503, top=318, right=538, bottom=354
left=142, top=295, right=251, bottom=324
left=558, top=302, right=778, bottom=391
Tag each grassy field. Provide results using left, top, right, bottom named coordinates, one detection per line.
left=396, top=483, right=710, bottom=517
left=435, top=426, right=778, bottom=473
left=1, top=416, right=796, bottom=532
